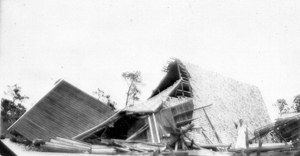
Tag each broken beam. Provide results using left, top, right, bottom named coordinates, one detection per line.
left=173, top=104, right=213, bottom=118
left=176, top=117, right=199, bottom=126
left=126, top=124, right=149, bottom=141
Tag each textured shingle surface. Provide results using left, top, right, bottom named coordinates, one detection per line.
left=8, top=80, right=115, bottom=141
left=182, top=62, right=271, bottom=144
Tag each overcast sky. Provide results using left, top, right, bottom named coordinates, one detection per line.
left=1, top=0, right=300, bottom=121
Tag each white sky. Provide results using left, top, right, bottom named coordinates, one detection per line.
left=1, top=0, right=300, bottom=121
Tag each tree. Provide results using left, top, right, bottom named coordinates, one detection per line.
left=1, top=84, right=28, bottom=122
left=122, top=71, right=142, bottom=106
left=93, top=88, right=116, bottom=110
left=272, top=99, right=290, bottom=116
left=293, top=94, right=300, bottom=112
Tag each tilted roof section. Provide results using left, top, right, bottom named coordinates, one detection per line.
left=123, top=79, right=182, bottom=113
left=180, top=60, right=271, bottom=144
left=8, top=80, right=115, bottom=141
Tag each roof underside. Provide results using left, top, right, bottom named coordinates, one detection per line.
left=123, top=59, right=193, bottom=113
left=122, top=79, right=182, bottom=113
left=8, top=80, right=115, bottom=141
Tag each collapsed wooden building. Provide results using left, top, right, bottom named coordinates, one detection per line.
left=6, top=58, right=288, bottom=155
left=68, top=58, right=272, bottom=149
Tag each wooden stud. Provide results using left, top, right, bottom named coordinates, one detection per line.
left=256, top=138, right=263, bottom=156
left=176, top=117, right=199, bottom=126
left=126, top=124, right=149, bottom=141
left=246, top=127, right=250, bottom=156
left=203, top=109, right=222, bottom=143
left=175, top=141, right=178, bottom=151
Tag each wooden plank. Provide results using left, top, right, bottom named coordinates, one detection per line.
left=256, top=139, right=263, bottom=156
left=126, top=124, right=149, bottom=141
left=56, top=137, right=91, bottom=147
left=73, top=110, right=123, bottom=140
left=148, top=116, right=155, bottom=143
left=176, top=117, right=199, bottom=126
left=173, top=104, right=213, bottom=117
left=176, top=89, right=192, bottom=94
left=202, top=131, right=213, bottom=144
left=161, top=151, right=189, bottom=156
left=91, top=145, right=112, bottom=149
left=152, top=113, right=161, bottom=143
left=114, top=147, right=131, bottom=152
left=160, top=99, right=193, bottom=112
left=203, top=108, right=222, bottom=143
left=175, top=141, right=178, bottom=151
left=112, top=139, right=165, bottom=147
left=90, top=148, right=117, bottom=154
left=184, top=139, right=230, bottom=148
left=246, top=127, right=250, bottom=156
left=50, top=139, right=90, bottom=150
left=228, top=144, right=293, bottom=153
left=42, top=142, right=89, bottom=153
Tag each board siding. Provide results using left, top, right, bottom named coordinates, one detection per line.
left=8, top=80, right=115, bottom=141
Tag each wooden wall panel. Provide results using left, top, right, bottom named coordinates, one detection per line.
left=8, top=80, right=115, bottom=141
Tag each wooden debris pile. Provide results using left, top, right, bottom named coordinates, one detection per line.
left=39, top=136, right=168, bottom=155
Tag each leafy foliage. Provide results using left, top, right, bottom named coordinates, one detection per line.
left=122, top=71, right=142, bottom=106
left=272, top=99, right=290, bottom=114
left=293, top=94, right=300, bottom=112
left=1, top=84, right=28, bottom=122
left=273, top=95, right=300, bottom=115
left=93, top=88, right=116, bottom=110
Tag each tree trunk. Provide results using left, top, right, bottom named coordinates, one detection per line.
left=125, top=81, right=134, bottom=106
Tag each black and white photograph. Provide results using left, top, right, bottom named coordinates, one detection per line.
left=1, top=0, right=300, bottom=155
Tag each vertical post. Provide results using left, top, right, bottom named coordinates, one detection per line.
left=256, top=138, right=262, bottom=156
left=148, top=116, right=155, bottom=143
left=152, top=113, right=160, bottom=143
left=246, top=127, right=250, bottom=156
left=175, top=141, right=178, bottom=151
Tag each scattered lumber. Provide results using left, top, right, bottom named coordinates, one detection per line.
left=40, top=137, right=92, bottom=153
left=55, top=137, right=91, bottom=147
left=41, top=142, right=89, bottom=153
left=92, top=144, right=111, bottom=149
left=249, top=142, right=292, bottom=148
left=228, top=144, right=293, bottom=153
left=112, top=139, right=165, bottom=147
left=184, top=139, right=230, bottom=149
left=188, top=150, right=235, bottom=156
left=90, top=148, right=117, bottom=154
left=114, top=147, right=131, bottom=152
left=161, top=151, right=189, bottom=156
left=50, top=139, right=90, bottom=149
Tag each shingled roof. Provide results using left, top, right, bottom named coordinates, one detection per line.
left=181, top=60, right=271, bottom=144
left=8, top=80, right=115, bottom=141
